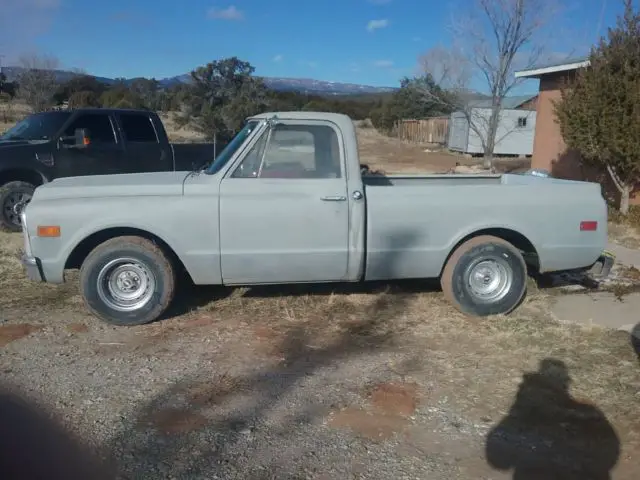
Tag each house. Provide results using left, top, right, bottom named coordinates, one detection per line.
left=447, top=94, right=538, bottom=156
left=514, top=57, right=639, bottom=204
left=514, top=58, right=590, bottom=175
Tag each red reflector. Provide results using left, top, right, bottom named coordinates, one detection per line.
left=580, top=221, right=598, bottom=231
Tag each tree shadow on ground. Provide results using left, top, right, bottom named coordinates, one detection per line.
left=103, top=231, right=422, bottom=478
left=104, top=288, right=412, bottom=478
left=485, top=358, right=620, bottom=480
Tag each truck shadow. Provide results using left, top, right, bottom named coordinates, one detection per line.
left=165, top=230, right=438, bottom=319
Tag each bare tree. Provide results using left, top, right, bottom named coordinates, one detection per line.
left=418, top=0, right=565, bottom=168
left=16, top=53, right=60, bottom=113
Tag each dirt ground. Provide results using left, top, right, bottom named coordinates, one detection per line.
left=1, top=221, right=640, bottom=479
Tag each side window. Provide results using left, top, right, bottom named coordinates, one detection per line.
left=232, top=124, right=341, bottom=179
left=64, top=114, right=116, bottom=144
left=119, top=113, right=158, bottom=142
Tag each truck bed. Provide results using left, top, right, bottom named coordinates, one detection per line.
left=361, top=172, right=607, bottom=280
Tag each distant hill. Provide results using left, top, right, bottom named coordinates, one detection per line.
left=1, top=66, right=397, bottom=96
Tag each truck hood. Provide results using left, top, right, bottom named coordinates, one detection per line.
left=32, top=171, right=189, bottom=202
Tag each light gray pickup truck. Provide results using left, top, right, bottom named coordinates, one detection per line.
left=20, top=111, right=613, bottom=326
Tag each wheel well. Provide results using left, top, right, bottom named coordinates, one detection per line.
left=65, top=227, right=191, bottom=279
left=440, top=228, right=539, bottom=276
left=0, top=169, right=45, bottom=187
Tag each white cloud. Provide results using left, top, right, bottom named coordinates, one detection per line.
left=207, top=5, right=244, bottom=21
left=367, top=19, right=389, bottom=32
left=273, top=54, right=284, bottom=62
left=373, top=59, right=394, bottom=68
left=300, top=61, right=318, bottom=69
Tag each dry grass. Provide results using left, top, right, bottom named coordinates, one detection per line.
left=0, top=231, right=79, bottom=311
left=608, top=206, right=640, bottom=249
left=2, top=224, right=640, bottom=475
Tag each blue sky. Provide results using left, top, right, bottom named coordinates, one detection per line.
left=0, top=0, right=631, bottom=92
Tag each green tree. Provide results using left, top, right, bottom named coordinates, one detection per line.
left=183, top=57, right=270, bottom=141
left=100, top=85, right=146, bottom=109
left=554, top=0, right=640, bottom=214
left=68, top=90, right=101, bottom=108
left=54, top=75, right=107, bottom=104
left=370, top=75, right=454, bottom=132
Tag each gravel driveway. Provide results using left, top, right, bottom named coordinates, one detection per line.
left=1, top=229, right=640, bottom=479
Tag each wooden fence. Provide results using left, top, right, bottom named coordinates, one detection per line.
left=394, top=116, right=450, bottom=144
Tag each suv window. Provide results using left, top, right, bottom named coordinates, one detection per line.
left=64, top=114, right=116, bottom=144
left=233, top=124, right=341, bottom=179
left=120, top=113, right=158, bottom=142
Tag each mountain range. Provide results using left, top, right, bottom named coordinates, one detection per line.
left=1, top=66, right=397, bottom=96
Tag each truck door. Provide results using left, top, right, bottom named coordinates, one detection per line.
left=116, top=112, right=170, bottom=172
left=218, top=120, right=350, bottom=284
left=55, top=112, right=126, bottom=177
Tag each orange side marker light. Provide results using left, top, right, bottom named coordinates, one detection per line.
left=37, top=225, right=61, bottom=237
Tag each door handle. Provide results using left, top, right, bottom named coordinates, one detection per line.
left=320, top=195, right=347, bottom=202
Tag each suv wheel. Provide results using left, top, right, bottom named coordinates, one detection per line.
left=0, top=181, right=35, bottom=232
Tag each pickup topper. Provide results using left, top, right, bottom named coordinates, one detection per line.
left=20, top=111, right=613, bottom=325
left=0, top=108, right=224, bottom=231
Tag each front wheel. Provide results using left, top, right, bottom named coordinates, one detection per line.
left=0, top=181, right=35, bottom=232
left=80, top=236, right=176, bottom=326
left=440, top=235, right=527, bottom=317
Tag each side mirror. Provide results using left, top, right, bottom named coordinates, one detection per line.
left=74, top=128, right=91, bottom=148
left=60, top=128, right=91, bottom=149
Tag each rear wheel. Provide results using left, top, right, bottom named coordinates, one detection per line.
left=79, top=236, right=176, bottom=326
left=440, top=235, right=527, bottom=317
left=0, top=181, right=35, bottom=232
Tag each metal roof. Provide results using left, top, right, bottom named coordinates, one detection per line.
left=467, top=93, right=538, bottom=109
left=515, top=56, right=590, bottom=78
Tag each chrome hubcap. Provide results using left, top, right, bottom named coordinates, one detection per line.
left=96, top=258, right=155, bottom=312
left=466, top=258, right=512, bottom=302
left=3, top=192, right=32, bottom=226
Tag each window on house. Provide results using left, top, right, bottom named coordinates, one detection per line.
left=517, top=117, right=527, bottom=128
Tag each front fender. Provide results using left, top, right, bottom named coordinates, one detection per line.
left=27, top=195, right=223, bottom=285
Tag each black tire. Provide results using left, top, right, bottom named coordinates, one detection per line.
left=79, top=236, right=176, bottom=326
left=440, top=235, right=527, bottom=317
left=0, top=181, right=36, bottom=232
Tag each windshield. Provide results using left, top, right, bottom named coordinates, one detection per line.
left=0, top=111, right=72, bottom=141
left=207, top=120, right=261, bottom=175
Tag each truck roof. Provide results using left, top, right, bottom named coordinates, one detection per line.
left=249, top=111, right=354, bottom=130
left=46, top=108, right=157, bottom=115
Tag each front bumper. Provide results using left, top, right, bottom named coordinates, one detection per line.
left=588, top=250, right=616, bottom=280
left=21, top=254, right=45, bottom=282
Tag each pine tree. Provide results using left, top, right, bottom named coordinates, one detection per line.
left=554, top=0, right=640, bottom=214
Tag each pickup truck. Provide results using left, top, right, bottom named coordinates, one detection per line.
left=19, top=111, right=614, bottom=325
left=0, top=108, right=224, bottom=232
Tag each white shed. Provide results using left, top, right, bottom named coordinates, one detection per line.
left=447, top=95, right=537, bottom=156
